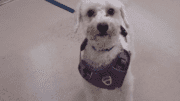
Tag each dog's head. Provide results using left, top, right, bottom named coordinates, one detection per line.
left=75, top=0, right=131, bottom=52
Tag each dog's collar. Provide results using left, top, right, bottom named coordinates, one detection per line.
left=92, top=46, right=114, bottom=52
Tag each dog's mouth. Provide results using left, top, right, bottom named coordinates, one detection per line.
left=97, top=32, right=109, bottom=37
left=92, top=46, right=114, bottom=51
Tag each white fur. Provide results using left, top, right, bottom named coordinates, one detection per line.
left=75, top=0, right=134, bottom=101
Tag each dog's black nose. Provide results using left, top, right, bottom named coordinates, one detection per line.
left=97, top=22, right=108, bottom=33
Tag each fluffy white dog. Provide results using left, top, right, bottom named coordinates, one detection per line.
left=75, top=0, right=135, bottom=101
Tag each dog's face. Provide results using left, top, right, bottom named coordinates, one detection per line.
left=75, top=0, right=130, bottom=51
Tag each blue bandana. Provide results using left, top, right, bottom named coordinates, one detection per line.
left=78, top=38, right=131, bottom=90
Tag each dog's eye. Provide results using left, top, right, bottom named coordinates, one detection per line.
left=120, top=26, right=127, bottom=37
left=87, top=9, right=95, bottom=17
left=107, top=8, right=114, bottom=15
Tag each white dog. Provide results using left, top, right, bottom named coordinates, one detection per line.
left=75, top=0, right=134, bottom=101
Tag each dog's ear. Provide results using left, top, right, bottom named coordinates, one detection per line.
left=74, top=2, right=82, bottom=33
left=120, top=4, right=129, bottom=28
left=80, top=38, right=88, bottom=51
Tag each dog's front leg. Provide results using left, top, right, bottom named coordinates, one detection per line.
left=83, top=79, right=103, bottom=101
left=123, top=87, right=133, bottom=101
left=121, top=68, right=134, bottom=101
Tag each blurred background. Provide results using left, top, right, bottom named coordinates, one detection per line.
left=0, top=0, right=180, bottom=101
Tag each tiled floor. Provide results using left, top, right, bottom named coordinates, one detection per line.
left=0, top=0, right=180, bottom=101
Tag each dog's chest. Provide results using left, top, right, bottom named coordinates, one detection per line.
left=83, top=45, right=120, bottom=68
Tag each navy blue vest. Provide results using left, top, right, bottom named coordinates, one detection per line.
left=78, top=38, right=131, bottom=90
